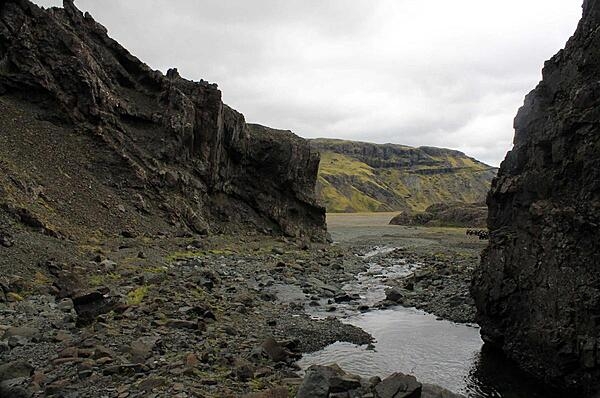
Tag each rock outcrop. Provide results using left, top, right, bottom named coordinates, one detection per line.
left=0, top=0, right=325, bottom=242
left=311, top=138, right=496, bottom=213
left=472, top=0, right=600, bottom=394
left=389, top=202, right=487, bottom=228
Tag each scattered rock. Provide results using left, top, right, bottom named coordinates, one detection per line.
left=130, top=336, right=160, bottom=363
left=260, top=338, right=293, bottom=363
left=72, top=289, right=116, bottom=325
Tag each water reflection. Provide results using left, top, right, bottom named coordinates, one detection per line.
left=466, top=345, right=568, bottom=398
left=298, top=307, right=566, bottom=398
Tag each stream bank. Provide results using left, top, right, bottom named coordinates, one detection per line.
left=0, top=213, right=563, bottom=397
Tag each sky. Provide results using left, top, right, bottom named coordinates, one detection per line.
left=33, top=1, right=582, bottom=166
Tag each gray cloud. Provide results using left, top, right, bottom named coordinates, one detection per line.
left=33, top=0, right=582, bottom=166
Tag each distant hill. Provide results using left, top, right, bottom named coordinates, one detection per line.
left=310, top=138, right=497, bottom=213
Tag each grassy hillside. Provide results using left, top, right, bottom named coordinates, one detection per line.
left=311, top=138, right=497, bottom=213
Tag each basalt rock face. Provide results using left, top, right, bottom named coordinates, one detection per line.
left=0, top=0, right=325, bottom=240
left=472, top=1, right=600, bottom=393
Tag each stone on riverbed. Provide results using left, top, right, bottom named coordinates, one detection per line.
left=385, top=287, right=404, bottom=303
left=295, top=364, right=464, bottom=398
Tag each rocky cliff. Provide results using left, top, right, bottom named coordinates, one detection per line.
left=0, top=0, right=326, bottom=250
left=472, top=0, right=600, bottom=394
left=311, top=138, right=496, bottom=213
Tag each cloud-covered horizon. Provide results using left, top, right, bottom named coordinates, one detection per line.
left=34, top=0, right=582, bottom=166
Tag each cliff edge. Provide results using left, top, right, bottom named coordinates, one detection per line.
left=472, top=0, right=600, bottom=393
left=0, top=0, right=326, bottom=250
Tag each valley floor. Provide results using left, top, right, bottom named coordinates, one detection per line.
left=0, top=214, right=486, bottom=397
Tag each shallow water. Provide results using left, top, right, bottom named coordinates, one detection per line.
left=298, top=308, right=483, bottom=394
left=298, top=245, right=564, bottom=398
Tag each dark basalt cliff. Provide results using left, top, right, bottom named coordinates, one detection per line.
left=0, top=0, right=325, bottom=241
left=472, top=0, right=600, bottom=393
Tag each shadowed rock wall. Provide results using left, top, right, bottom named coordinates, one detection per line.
left=472, top=0, right=600, bottom=393
left=0, top=0, right=326, bottom=240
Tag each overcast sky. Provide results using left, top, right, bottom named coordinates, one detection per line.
left=34, top=0, right=582, bottom=166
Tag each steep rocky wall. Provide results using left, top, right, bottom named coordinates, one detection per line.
left=0, top=0, right=326, bottom=240
left=472, top=0, right=600, bottom=393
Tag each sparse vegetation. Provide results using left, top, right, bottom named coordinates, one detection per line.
left=313, top=139, right=497, bottom=213
left=126, top=285, right=149, bottom=305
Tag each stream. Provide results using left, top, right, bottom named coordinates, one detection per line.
left=296, top=245, right=562, bottom=398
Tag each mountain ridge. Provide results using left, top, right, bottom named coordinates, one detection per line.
left=309, top=137, right=497, bottom=213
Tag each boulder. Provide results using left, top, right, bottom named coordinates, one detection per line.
left=72, top=289, right=116, bottom=325
left=374, top=373, right=421, bottom=398
left=385, top=288, right=404, bottom=303
left=297, top=365, right=344, bottom=398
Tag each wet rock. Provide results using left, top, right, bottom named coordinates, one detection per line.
left=334, top=293, right=359, bottom=303
left=374, top=373, right=421, bottom=398
left=296, top=365, right=340, bottom=398
left=421, top=383, right=465, bottom=398
left=385, top=288, right=403, bottom=303
left=329, top=374, right=361, bottom=392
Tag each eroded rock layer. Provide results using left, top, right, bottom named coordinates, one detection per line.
left=472, top=0, right=600, bottom=393
left=0, top=0, right=326, bottom=242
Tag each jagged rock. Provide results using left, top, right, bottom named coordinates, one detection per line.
left=472, top=0, right=600, bottom=394
left=0, top=0, right=326, bottom=242
left=71, top=289, right=116, bottom=325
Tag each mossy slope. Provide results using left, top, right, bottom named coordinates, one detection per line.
left=312, top=139, right=497, bottom=213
